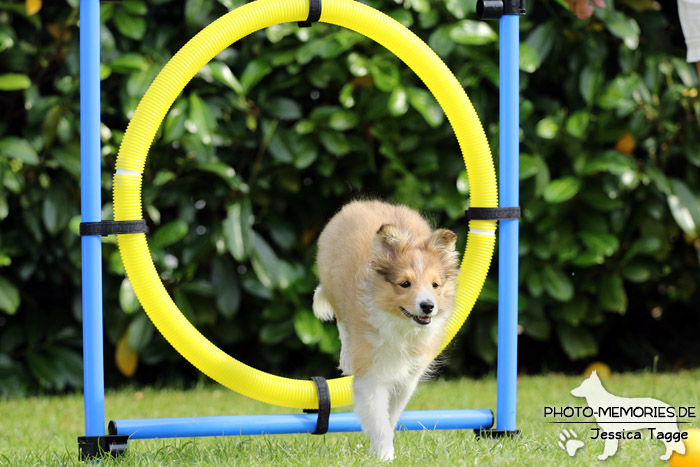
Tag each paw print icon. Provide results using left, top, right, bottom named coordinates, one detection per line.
left=558, top=429, right=585, bottom=457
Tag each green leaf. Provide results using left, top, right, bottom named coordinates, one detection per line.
left=240, top=59, right=272, bottom=94
left=0, top=26, right=15, bottom=54
left=207, top=61, right=243, bottom=95
left=119, top=278, right=141, bottom=314
left=407, top=87, right=444, bottom=128
left=184, top=0, right=213, bottom=27
left=428, top=26, right=455, bottom=58
left=557, top=323, right=598, bottom=360
left=293, top=137, right=318, bottom=169
left=211, top=256, right=241, bottom=318
left=52, top=347, right=83, bottom=388
left=113, top=9, right=146, bottom=40
left=625, top=236, right=662, bottom=261
left=251, top=233, right=279, bottom=289
left=600, top=9, right=640, bottom=50
left=542, top=265, right=574, bottom=302
left=259, top=321, right=293, bottom=344
left=266, top=23, right=296, bottom=43
left=536, top=117, right=559, bottom=140
left=449, top=20, right=497, bottom=45
left=519, top=44, right=541, bottom=73
left=0, top=73, right=31, bottom=91
left=584, top=150, right=636, bottom=175
left=187, top=93, right=214, bottom=144
left=519, top=154, right=538, bottom=180
left=388, top=8, right=414, bottom=26
left=42, top=185, right=73, bottom=235
left=551, top=298, right=588, bottom=326
left=109, top=53, right=148, bottom=73
left=580, top=232, right=619, bottom=258
left=53, top=146, right=81, bottom=176
left=525, top=22, right=556, bottom=65
left=267, top=127, right=294, bottom=163
left=127, top=313, right=154, bottom=353
left=265, top=97, right=302, bottom=121
left=667, top=178, right=700, bottom=237
left=0, top=277, right=20, bottom=315
left=195, top=162, right=245, bottom=190
left=543, top=177, right=581, bottom=204
left=163, top=98, right=188, bottom=143
left=0, top=195, right=8, bottom=221
left=622, top=262, right=652, bottom=283
left=565, top=110, right=590, bottom=139
left=388, top=87, right=408, bottom=117
left=151, top=220, right=188, bottom=249
left=369, top=56, right=400, bottom=92
left=328, top=110, right=359, bottom=131
left=579, top=66, right=603, bottom=104
left=224, top=199, right=254, bottom=262
left=598, top=74, right=644, bottom=115
left=293, top=309, right=324, bottom=345
left=599, top=273, right=627, bottom=313
left=525, top=268, right=543, bottom=297
left=27, top=352, right=60, bottom=388
left=319, top=131, right=351, bottom=156
left=0, top=137, right=39, bottom=165
left=122, top=0, right=147, bottom=15
left=319, top=325, right=341, bottom=354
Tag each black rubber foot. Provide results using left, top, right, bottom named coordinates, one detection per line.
left=78, top=435, right=129, bottom=460
left=474, top=429, right=522, bottom=440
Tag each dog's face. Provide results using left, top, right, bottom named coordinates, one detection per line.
left=370, top=224, right=459, bottom=327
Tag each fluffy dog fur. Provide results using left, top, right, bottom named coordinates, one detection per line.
left=313, top=200, right=459, bottom=460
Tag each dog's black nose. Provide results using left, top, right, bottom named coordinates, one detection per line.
left=420, top=301, right=434, bottom=314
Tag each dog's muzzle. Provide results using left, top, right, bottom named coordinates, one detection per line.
left=400, top=307, right=432, bottom=326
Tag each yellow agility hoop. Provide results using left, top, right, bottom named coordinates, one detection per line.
left=113, top=0, right=497, bottom=410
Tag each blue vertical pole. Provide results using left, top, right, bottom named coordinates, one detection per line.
left=80, top=0, right=105, bottom=437
left=495, top=13, right=519, bottom=432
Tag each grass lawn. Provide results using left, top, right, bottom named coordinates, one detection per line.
left=1, top=371, right=699, bottom=466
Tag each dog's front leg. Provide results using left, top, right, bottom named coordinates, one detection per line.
left=354, top=373, right=395, bottom=461
left=389, top=374, right=421, bottom=430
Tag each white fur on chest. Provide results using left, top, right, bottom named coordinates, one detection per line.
left=364, top=309, right=440, bottom=384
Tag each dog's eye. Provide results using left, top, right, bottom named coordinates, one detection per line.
left=432, top=282, right=439, bottom=289
left=399, top=281, right=411, bottom=288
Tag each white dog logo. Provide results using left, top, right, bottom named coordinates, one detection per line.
left=570, top=370, right=686, bottom=461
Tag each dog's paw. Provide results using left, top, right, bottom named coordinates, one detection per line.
left=557, top=429, right=584, bottom=457
left=378, top=449, right=395, bottom=462
left=370, top=443, right=395, bottom=461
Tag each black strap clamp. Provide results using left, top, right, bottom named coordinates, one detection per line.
left=303, top=376, right=331, bottom=435
left=466, top=207, right=521, bottom=221
left=80, top=220, right=149, bottom=237
left=298, top=0, right=321, bottom=27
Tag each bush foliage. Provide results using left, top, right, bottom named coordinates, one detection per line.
left=0, top=0, right=698, bottom=394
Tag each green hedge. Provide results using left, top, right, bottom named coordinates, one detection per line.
left=0, top=0, right=698, bottom=394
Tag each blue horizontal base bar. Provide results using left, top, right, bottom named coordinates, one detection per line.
left=110, top=409, right=493, bottom=439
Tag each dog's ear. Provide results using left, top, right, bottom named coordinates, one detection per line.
left=371, top=225, right=409, bottom=280
left=373, top=224, right=409, bottom=258
left=428, top=229, right=457, bottom=251
left=426, top=229, right=459, bottom=279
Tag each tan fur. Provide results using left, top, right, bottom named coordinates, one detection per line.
left=314, top=200, right=460, bottom=460
left=315, top=200, right=459, bottom=375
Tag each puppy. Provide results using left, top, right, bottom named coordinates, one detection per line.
left=313, top=200, right=459, bottom=460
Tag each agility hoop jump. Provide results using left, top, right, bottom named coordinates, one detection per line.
left=78, top=0, right=522, bottom=457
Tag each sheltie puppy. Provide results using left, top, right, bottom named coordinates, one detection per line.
left=313, top=200, right=460, bottom=461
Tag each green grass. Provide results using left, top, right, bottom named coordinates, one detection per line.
left=1, top=371, right=699, bottom=466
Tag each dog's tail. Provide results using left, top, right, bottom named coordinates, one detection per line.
left=312, top=286, right=335, bottom=321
